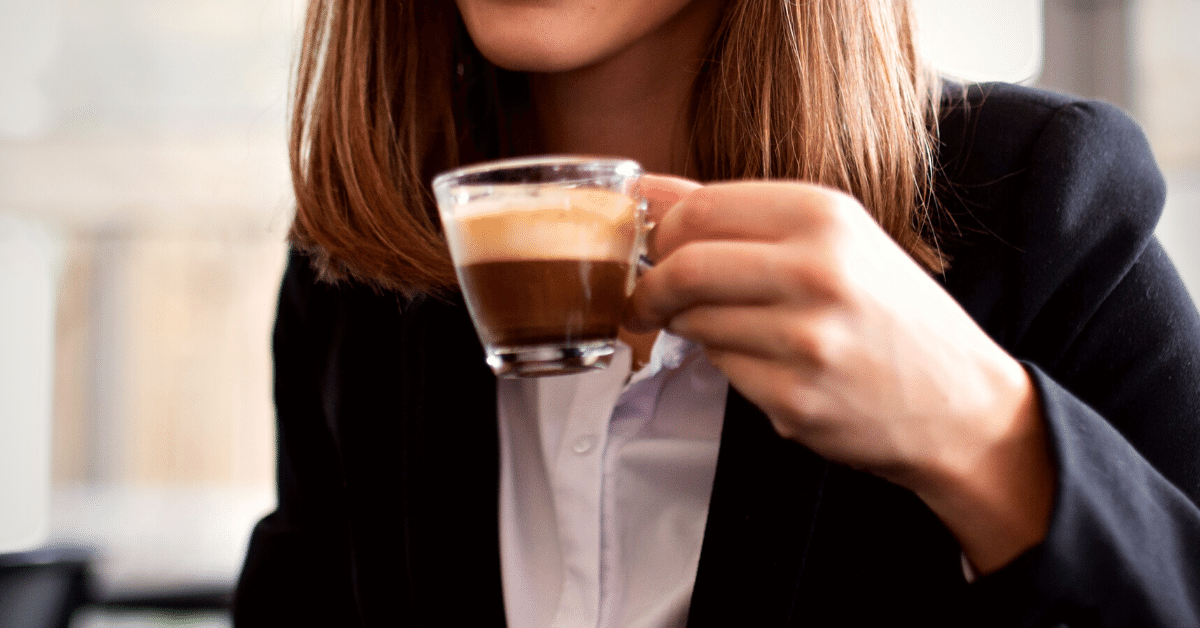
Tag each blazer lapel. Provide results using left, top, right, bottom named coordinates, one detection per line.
left=685, top=389, right=971, bottom=627
left=686, top=389, right=830, bottom=627
left=403, top=293, right=508, bottom=624
left=347, top=291, right=508, bottom=626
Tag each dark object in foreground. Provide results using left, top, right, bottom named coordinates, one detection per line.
left=0, top=548, right=231, bottom=628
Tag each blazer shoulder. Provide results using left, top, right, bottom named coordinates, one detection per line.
left=936, top=81, right=1165, bottom=235
left=941, top=82, right=1131, bottom=160
left=933, top=81, right=1168, bottom=350
left=938, top=81, right=1118, bottom=136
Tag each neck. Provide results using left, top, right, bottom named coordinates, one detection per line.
left=526, top=1, right=722, bottom=177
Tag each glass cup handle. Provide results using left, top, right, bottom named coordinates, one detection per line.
left=636, top=197, right=655, bottom=275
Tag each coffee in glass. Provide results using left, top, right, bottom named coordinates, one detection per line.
left=432, top=156, right=646, bottom=377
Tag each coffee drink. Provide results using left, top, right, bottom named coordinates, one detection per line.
left=459, top=258, right=630, bottom=347
left=433, top=156, right=645, bottom=377
left=444, top=187, right=638, bottom=352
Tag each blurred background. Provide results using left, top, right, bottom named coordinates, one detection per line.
left=0, top=0, right=1196, bottom=626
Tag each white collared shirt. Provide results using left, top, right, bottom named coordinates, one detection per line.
left=497, top=333, right=729, bottom=628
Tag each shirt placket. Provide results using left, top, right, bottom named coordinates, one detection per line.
left=547, top=349, right=630, bottom=628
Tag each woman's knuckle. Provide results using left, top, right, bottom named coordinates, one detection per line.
left=777, top=254, right=842, bottom=303
left=777, top=255, right=817, bottom=288
left=767, top=414, right=803, bottom=441
left=767, top=393, right=821, bottom=441
left=780, top=323, right=821, bottom=361
left=815, top=263, right=851, bottom=302
left=782, top=314, right=845, bottom=366
left=677, top=188, right=720, bottom=232
left=664, top=245, right=708, bottom=291
left=806, top=197, right=840, bottom=233
left=811, top=315, right=848, bottom=365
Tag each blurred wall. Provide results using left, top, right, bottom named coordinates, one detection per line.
left=0, top=0, right=301, bottom=593
left=1, top=0, right=300, bottom=490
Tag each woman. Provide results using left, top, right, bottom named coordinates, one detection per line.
left=234, top=0, right=1200, bottom=626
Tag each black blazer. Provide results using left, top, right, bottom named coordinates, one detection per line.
left=234, top=83, right=1200, bottom=627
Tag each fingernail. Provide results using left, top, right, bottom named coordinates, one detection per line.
left=637, top=253, right=654, bottom=276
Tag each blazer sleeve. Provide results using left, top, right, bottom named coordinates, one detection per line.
left=233, top=251, right=362, bottom=626
left=961, top=97, right=1200, bottom=627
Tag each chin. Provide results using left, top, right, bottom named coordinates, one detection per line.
left=460, top=13, right=622, bottom=73
left=455, top=0, right=710, bottom=74
left=455, top=0, right=657, bottom=73
left=470, top=33, right=613, bottom=73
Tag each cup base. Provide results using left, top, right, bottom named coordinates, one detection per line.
left=486, top=340, right=616, bottom=378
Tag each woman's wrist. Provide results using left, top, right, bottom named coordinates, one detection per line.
left=908, top=358, right=1056, bottom=576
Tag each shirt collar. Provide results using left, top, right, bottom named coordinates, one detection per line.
left=622, top=331, right=697, bottom=392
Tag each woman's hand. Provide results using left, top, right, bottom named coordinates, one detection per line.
left=627, top=175, right=1056, bottom=575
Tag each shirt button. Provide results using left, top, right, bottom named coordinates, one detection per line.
left=571, top=435, right=596, bottom=455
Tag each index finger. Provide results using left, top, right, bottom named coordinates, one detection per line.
left=637, top=174, right=703, bottom=262
left=639, top=174, right=704, bottom=223
left=653, top=181, right=859, bottom=260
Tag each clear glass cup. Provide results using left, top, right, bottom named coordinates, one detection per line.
left=432, top=155, right=646, bottom=378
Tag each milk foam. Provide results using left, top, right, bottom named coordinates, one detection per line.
left=445, top=187, right=638, bottom=264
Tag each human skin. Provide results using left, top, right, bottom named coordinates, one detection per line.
left=455, top=0, right=725, bottom=174
left=630, top=175, right=1055, bottom=575
left=454, top=0, right=1056, bottom=575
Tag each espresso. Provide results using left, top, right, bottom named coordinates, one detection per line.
left=459, top=259, right=630, bottom=347
left=442, top=187, right=639, bottom=362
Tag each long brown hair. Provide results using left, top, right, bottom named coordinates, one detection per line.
left=289, top=0, right=945, bottom=294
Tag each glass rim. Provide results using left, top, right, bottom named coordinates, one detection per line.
left=431, top=154, right=643, bottom=191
